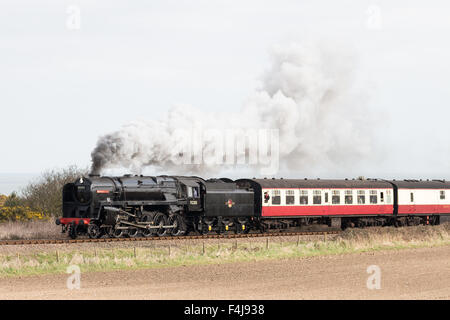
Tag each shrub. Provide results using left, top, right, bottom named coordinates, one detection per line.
left=3, top=192, right=23, bottom=207
left=0, top=193, right=45, bottom=221
left=0, top=206, right=45, bottom=222
left=0, top=195, right=6, bottom=207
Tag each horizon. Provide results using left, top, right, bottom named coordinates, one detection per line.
left=1, top=171, right=449, bottom=196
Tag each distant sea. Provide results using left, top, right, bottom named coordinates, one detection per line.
left=0, top=173, right=40, bottom=195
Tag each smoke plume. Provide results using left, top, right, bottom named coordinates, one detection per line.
left=91, top=41, right=372, bottom=177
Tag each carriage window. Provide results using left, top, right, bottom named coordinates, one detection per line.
left=263, top=192, right=270, bottom=203
left=386, top=190, right=392, bottom=203
left=370, top=190, right=377, bottom=204
left=345, top=190, right=353, bottom=204
left=272, top=190, right=281, bottom=205
left=192, top=187, right=199, bottom=198
left=440, top=191, right=446, bottom=200
left=313, top=190, right=322, bottom=204
left=332, top=190, right=340, bottom=204
left=357, top=190, right=365, bottom=204
left=286, top=190, right=295, bottom=205
left=299, top=190, right=308, bottom=205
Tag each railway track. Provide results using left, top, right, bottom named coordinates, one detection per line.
left=0, top=230, right=340, bottom=246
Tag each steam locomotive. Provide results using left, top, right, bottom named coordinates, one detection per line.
left=56, top=175, right=450, bottom=239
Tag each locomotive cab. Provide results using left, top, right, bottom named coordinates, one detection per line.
left=178, top=179, right=202, bottom=211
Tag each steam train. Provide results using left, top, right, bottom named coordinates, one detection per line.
left=56, top=175, right=450, bottom=239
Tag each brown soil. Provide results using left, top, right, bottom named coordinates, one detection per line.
left=0, top=246, right=448, bottom=300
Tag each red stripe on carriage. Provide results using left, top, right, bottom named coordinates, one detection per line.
left=397, top=204, right=450, bottom=214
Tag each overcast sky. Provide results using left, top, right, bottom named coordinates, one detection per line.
left=1, top=1, right=450, bottom=181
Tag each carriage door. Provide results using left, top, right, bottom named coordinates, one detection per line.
left=324, top=189, right=331, bottom=214
left=409, top=190, right=416, bottom=214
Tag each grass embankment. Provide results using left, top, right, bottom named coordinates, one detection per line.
left=0, top=220, right=59, bottom=240
left=0, top=224, right=449, bottom=277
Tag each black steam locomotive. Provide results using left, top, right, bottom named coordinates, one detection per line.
left=57, top=174, right=449, bottom=239
left=56, top=175, right=254, bottom=239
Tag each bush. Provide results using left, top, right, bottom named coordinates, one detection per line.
left=0, top=193, right=45, bottom=221
left=0, top=206, right=45, bottom=222
left=0, top=195, right=6, bottom=207
left=3, top=192, right=23, bottom=207
left=21, top=165, right=88, bottom=217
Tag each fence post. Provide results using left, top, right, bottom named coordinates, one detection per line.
left=266, top=238, right=269, bottom=250
left=202, top=242, right=205, bottom=255
left=134, top=247, right=136, bottom=258
left=56, top=250, right=59, bottom=262
left=168, top=245, right=171, bottom=256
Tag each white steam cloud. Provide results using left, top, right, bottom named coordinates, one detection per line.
left=91, top=41, right=372, bottom=177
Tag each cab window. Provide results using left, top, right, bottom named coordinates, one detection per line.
left=188, top=187, right=199, bottom=198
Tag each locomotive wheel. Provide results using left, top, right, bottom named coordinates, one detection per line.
left=87, top=223, right=101, bottom=239
left=200, top=224, right=209, bottom=235
left=141, top=212, right=156, bottom=237
left=201, top=223, right=214, bottom=235
left=106, top=227, right=115, bottom=238
left=112, top=228, right=126, bottom=238
left=236, top=218, right=249, bottom=234
left=168, top=213, right=187, bottom=237
left=236, top=223, right=250, bottom=234
left=128, top=228, right=140, bottom=238
left=153, top=212, right=168, bottom=237
left=221, top=219, right=233, bottom=234
left=201, top=218, right=215, bottom=235
left=68, top=222, right=77, bottom=239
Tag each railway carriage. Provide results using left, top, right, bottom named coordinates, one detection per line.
left=390, top=180, right=450, bottom=225
left=236, top=178, right=396, bottom=229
